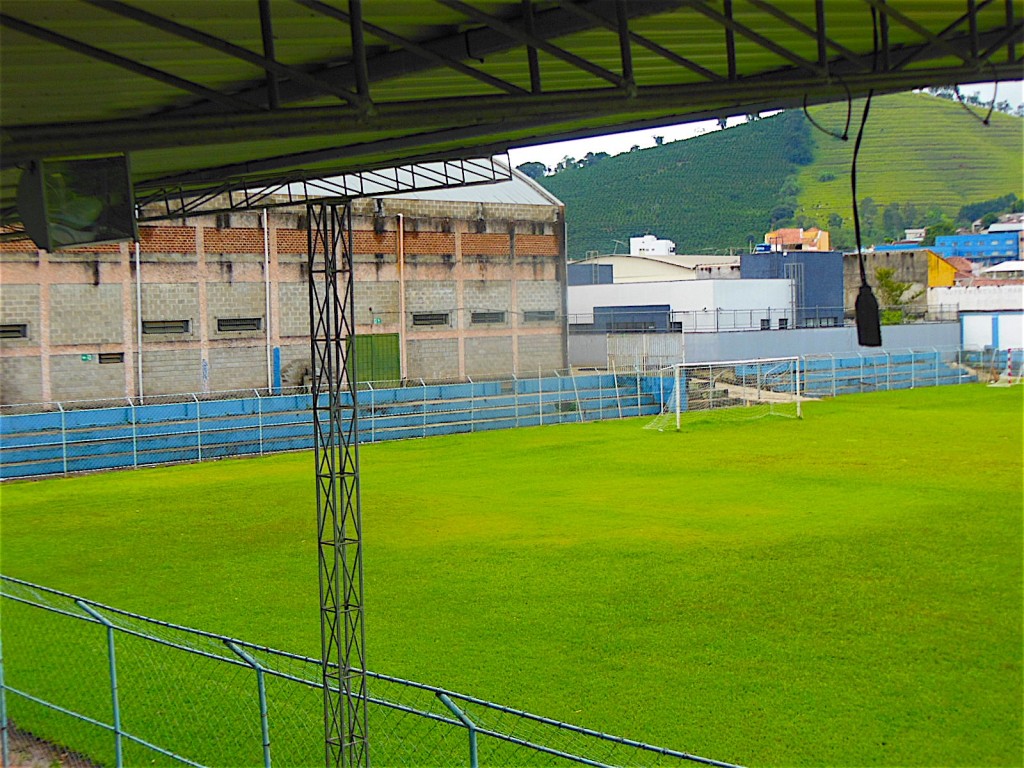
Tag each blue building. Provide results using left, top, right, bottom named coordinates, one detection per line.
left=876, top=232, right=1021, bottom=265
left=739, top=250, right=845, bottom=327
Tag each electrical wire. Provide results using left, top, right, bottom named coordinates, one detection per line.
left=802, top=78, right=853, bottom=141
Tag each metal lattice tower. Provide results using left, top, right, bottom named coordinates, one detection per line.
left=307, top=202, right=369, bottom=768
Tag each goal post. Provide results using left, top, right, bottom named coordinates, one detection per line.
left=644, top=356, right=802, bottom=431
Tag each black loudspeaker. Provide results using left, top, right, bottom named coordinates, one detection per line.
left=855, top=283, right=882, bottom=347
left=17, top=155, right=137, bottom=251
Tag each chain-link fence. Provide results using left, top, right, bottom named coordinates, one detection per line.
left=0, top=371, right=660, bottom=480
left=0, top=577, right=741, bottom=768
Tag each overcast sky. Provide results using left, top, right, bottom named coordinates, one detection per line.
left=507, top=82, right=1023, bottom=171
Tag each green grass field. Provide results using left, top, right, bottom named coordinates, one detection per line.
left=2, top=384, right=1021, bottom=766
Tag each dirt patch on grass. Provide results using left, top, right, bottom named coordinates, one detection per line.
left=4, top=725, right=99, bottom=768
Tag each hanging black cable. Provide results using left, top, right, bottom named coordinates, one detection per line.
left=803, top=78, right=853, bottom=141
left=851, top=89, right=881, bottom=346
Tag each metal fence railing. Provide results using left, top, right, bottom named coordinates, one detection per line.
left=0, top=576, right=742, bottom=768
left=1, top=350, right=992, bottom=481
left=0, top=371, right=661, bottom=480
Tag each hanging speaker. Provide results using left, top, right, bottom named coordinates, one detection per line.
left=855, top=283, right=882, bottom=347
left=17, top=155, right=137, bottom=251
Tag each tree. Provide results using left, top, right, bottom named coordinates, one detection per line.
left=921, top=217, right=957, bottom=246
left=828, top=212, right=844, bottom=230
left=515, top=161, right=547, bottom=180
left=875, top=267, right=923, bottom=324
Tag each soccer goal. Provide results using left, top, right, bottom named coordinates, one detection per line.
left=644, top=356, right=802, bottom=431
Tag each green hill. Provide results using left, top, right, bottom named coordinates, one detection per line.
left=797, top=92, right=1023, bottom=247
left=535, top=92, right=1022, bottom=257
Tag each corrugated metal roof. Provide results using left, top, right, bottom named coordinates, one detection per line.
left=1, top=1, right=1020, bottom=223
left=398, top=163, right=562, bottom=205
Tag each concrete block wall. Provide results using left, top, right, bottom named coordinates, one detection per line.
left=50, top=285, right=124, bottom=344
left=1, top=198, right=566, bottom=404
left=465, top=336, right=513, bottom=377
left=50, top=355, right=126, bottom=402
left=407, top=338, right=460, bottom=380
left=517, top=335, right=565, bottom=373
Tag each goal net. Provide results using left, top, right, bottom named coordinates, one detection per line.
left=644, top=357, right=802, bottom=431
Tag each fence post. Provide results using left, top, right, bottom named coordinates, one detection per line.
left=226, top=642, right=273, bottom=768
left=436, top=693, right=478, bottom=768
left=468, top=376, right=475, bottom=433
left=1, top=629, right=9, bottom=768
left=538, top=368, right=543, bottom=426
left=571, top=369, right=583, bottom=422
left=58, top=402, right=68, bottom=476
left=255, top=389, right=264, bottom=456
left=128, top=399, right=138, bottom=469
left=368, top=384, right=375, bottom=444
left=192, top=394, right=202, bottom=462
left=76, top=601, right=123, bottom=768
left=421, top=379, right=427, bottom=438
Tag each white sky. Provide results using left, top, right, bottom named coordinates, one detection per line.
left=507, top=82, right=1023, bottom=171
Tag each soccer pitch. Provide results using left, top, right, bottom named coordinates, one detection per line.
left=2, top=384, right=1021, bottom=766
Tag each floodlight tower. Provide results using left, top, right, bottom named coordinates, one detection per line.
left=307, top=201, right=369, bottom=768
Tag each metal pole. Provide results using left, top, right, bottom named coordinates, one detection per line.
left=135, top=241, right=144, bottom=402
left=192, top=394, right=202, bottom=462
left=263, top=209, right=274, bottom=393
left=226, top=642, right=273, bottom=768
left=538, top=367, right=543, bottom=426
left=436, top=694, right=478, bottom=768
left=58, top=402, right=68, bottom=476
left=256, top=389, right=265, bottom=456
left=307, top=201, right=369, bottom=768
left=76, top=602, right=123, bottom=768
left=0, top=629, right=10, bottom=768
left=129, top=399, right=138, bottom=469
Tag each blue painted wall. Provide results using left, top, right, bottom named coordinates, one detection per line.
left=568, top=263, right=613, bottom=286
left=739, top=250, right=844, bottom=327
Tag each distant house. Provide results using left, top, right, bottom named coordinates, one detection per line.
left=842, top=249, right=957, bottom=317
left=763, top=227, right=831, bottom=252
left=568, top=235, right=739, bottom=285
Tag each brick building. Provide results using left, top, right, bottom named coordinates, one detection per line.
left=0, top=171, right=567, bottom=405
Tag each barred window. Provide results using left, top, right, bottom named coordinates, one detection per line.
left=471, top=311, right=506, bottom=325
left=411, top=312, right=449, bottom=327
left=99, top=352, right=124, bottom=364
left=142, top=320, right=190, bottom=334
left=523, top=310, right=556, bottom=322
left=0, top=323, right=28, bottom=339
left=217, top=317, right=261, bottom=332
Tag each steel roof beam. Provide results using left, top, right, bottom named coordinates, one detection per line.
left=6, top=44, right=1017, bottom=169
left=865, top=0, right=976, bottom=67
left=0, top=13, right=261, bottom=112
left=557, top=0, right=722, bottom=82
left=83, top=0, right=370, bottom=110
left=258, top=0, right=281, bottom=109
left=435, top=0, right=626, bottom=87
left=892, top=0, right=998, bottom=70
left=174, top=0, right=682, bottom=116
left=683, top=0, right=826, bottom=77
left=743, top=0, right=862, bottom=71
left=523, top=0, right=542, bottom=93
left=294, top=0, right=528, bottom=96
left=614, top=1, right=636, bottom=93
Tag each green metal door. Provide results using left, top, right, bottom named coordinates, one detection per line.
left=349, top=333, right=401, bottom=385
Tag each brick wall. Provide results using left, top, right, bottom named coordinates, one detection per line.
left=141, top=284, right=200, bottom=337
left=517, top=335, right=564, bottom=374
left=208, top=345, right=267, bottom=391
left=140, top=349, right=203, bottom=396
left=207, top=283, right=266, bottom=339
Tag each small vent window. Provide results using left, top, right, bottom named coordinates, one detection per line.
left=217, top=317, right=262, bottom=332
left=778, top=318, right=789, bottom=330
left=99, top=352, right=124, bottom=364
left=142, top=320, right=190, bottom=334
left=760, top=318, right=771, bottom=330
left=412, top=312, right=449, bottom=327
left=523, top=310, right=556, bottom=322
left=0, top=324, right=28, bottom=339
left=471, top=311, right=506, bottom=325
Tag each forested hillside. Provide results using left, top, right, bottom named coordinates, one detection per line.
left=534, top=92, right=1022, bottom=258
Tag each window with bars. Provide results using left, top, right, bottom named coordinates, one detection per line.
left=523, top=310, right=556, bottom=322
left=142, top=320, right=190, bottom=334
left=411, top=312, right=449, bottom=327
left=98, top=352, right=124, bottom=364
left=0, top=324, right=28, bottom=339
left=471, top=311, right=506, bottom=325
left=217, top=317, right=261, bottom=332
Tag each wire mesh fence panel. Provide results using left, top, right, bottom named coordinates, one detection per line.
left=2, top=578, right=742, bottom=768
